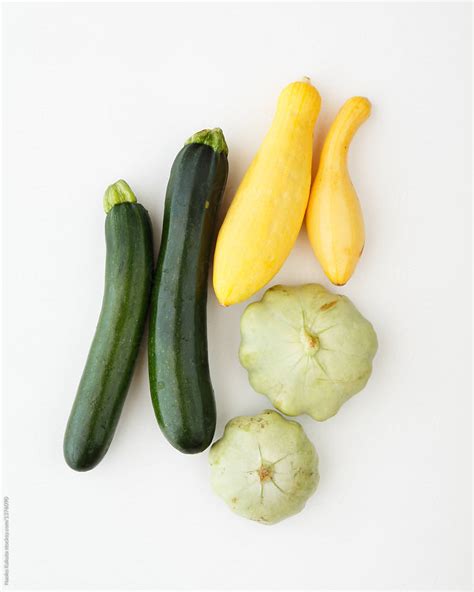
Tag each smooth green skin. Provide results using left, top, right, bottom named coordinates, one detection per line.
left=239, top=284, right=378, bottom=421
left=64, top=201, right=154, bottom=471
left=148, top=131, right=228, bottom=453
left=209, top=410, right=319, bottom=525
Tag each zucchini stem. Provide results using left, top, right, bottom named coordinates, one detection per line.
left=103, top=179, right=137, bottom=214
left=185, top=128, right=228, bottom=156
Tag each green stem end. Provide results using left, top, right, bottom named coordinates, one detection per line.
left=103, top=179, right=137, bottom=214
left=185, top=127, right=228, bottom=156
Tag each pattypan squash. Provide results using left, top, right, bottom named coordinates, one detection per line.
left=209, top=410, right=319, bottom=524
left=239, top=284, right=378, bottom=421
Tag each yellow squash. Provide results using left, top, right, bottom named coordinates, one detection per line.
left=306, top=96, right=371, bottom=285
left=213, top=78, right=321, bottom=306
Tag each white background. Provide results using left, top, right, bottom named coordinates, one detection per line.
left=2, top=2, right=472, bottom=590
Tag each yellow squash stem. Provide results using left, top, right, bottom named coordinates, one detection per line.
left=306, top=96, right=371, bottom=285
left=213, top=78, right=321, bottom=306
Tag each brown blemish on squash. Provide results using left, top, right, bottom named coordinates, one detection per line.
left=320, top=300, right=338, bottom=311
left=231, top=497, right=238, bottom=504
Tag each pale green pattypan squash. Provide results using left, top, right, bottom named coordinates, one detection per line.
left=239, top=284, right=378, bottom=421
left=209, top=410, right=319, bottom=524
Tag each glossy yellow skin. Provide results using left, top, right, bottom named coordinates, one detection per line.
left=213, top=79, right=321, bottom=306
left=306, top=97, right=371, bottom=285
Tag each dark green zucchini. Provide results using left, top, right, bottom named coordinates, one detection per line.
left=148, top=128, right=228, bottom=453
left=64, top=181, right=154, bottom=471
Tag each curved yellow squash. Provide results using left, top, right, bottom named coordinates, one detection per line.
left=213, top=79, right=321, bottom=306
left=306, top=96, right=371, bottom=286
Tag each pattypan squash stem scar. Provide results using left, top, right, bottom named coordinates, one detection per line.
left=300, top=327, right=320, bottom=353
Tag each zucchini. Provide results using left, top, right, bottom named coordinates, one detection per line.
left=64, top=181, right=154, bottom=471
left=148, top=128, right=228, bottom=453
